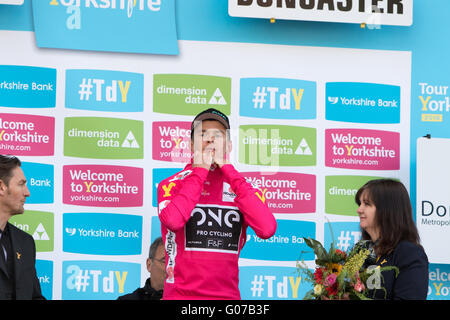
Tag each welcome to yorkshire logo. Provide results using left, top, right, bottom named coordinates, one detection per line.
left=48, top=0, right=163, bottom=28
left=64, top=117, right=143, bottom=159
left=33, top=0, right=178, bottom=55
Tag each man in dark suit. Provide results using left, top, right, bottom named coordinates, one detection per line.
left=0, top=155, right=45, bottom=300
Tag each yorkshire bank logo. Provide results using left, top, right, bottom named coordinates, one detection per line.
left=153, top=74, right=231, bottom=116
left=36, top=260, right=53, bottom=300
left=63, top=165, right=143, bottom=207
left=21, top=162, right=54, bottom=204
left=0, top=65, right=56, bottom=108
left=239, top=266, right=310, bottom=300
left=325, top=128, right=400, bottom=170
left=326, top=82, right=400, bottom=124
left=325, top=175, right=383, bottom=216
left=32, top=0, right=178, bottom=54
left=65, top=69, right=144, bottom=112
left=242, top=219, right=315, bottom=261
left=62, top=260, right=140, bottom=300
left=152, top=121, right=192, bottom=163
left=243, top=172, right=315, bottom=214
left=240, top=77, right=316, bottom=120
left=0, top=113, right=54, bottom=156
left=239, top=124, right=316, bottom=167
left=64, top=117, right=143, bottom=159
left=63, top=212, right=142, bottom=255
left=9, top=210, right=54, bottom=252
left=419, top=82, right=450, bottom=123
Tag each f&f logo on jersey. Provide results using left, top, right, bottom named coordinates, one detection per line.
left=185, top=204, right=243, bottom=254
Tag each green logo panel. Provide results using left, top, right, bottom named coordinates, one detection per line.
left=153, top=74, right=231, bottom=116
left=325, top=175, right=382, bottom=216
left=239, top=125, right=316, bottom=166
left=9, top=210, right=54, bottom=252
left=64, top=117, right=144, bottom=159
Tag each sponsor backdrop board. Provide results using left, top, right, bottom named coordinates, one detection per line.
left=2, top=0, right=449, bottom=300
left=0, top=34, right=410, bottom=299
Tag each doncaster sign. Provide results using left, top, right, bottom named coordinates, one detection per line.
left=229, top=0, right=413, bottom=26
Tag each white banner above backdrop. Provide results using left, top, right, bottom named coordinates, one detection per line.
left=0, top=0, right=24, bottom=4
left=229, top=0, right=413, bottom=26
left=417, top=137, right=450, bottom=264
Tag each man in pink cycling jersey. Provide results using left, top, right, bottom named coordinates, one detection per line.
left=157, top=108, right=277, bottom=300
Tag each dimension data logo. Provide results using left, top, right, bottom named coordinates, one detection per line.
left=0, top=65, right=56, bottom=108
left=242, top=219, right=315, bottom=261
left=0, top=113, right=54, bottom=156
left=239, top=266, right=309, bottom=300
left=32, top=0, right=178, bottom=54
left=153, top=74, right=231, bottom=115
left=325, top=175, right=383, bottom=216
left=418, top=82, right=450, bottom=123
left=325, top=128, right=399, bottom=170
left=326, top=82, right=400, bottom=124
left=9, top=210, right=54, bottom=252
left=239, top=124, right=316, bottom=167
left=63, top=212, right=142, bottom=255
left=240, top=77, right=316, bottom=119
left=21, top=162, right=54, bottom=204
left=65, top=69, right=143, bottom=112
left=152, top=121, right=192, bottom=163
left=62, top=260, right=140, bottom=300
left=64, top=116, right=143, bottom=159
left=242, top=172, right=315, bottom=214
left=63, top=165, right=143, bottom=207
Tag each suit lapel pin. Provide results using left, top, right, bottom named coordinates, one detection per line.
left=16, top=252, right=21, bottom=260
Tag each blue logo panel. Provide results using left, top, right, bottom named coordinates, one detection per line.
left=241, top=220, right=316, bottom=261
left=36, top=260, right=53, bottom=300
left=65, top=69, right=144, bottom=112
left=240, top=78, right=316, bottom=119
left=324, top=222, right=361, bottom=252
left=326, top=82, right=401, bottom=124
left=239, top=266, right=311, bottom=300
left=428, top=264, right=450, bottom=300
left=151, top=216, right=162, bottom=243
left=22, top=162, right=54, bottom=204
left=152, top=168, right=182, bottom=207
left=62, top=260, right=141, bottom=300
left=0, top=65, right=56, bottom=108
left=31, top=0, right=178, bottom=55
left=63, top=212, right=142, bottom=255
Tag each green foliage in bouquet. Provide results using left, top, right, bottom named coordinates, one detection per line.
left=297, top=238, right=399, bottom=300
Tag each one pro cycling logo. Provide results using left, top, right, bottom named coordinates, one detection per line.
left=185, top=204, right=243, bottom=254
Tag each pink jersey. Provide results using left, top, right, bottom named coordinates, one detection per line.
left=157, top=163, right=277, bottom=300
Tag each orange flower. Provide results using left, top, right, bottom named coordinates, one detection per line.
left=327, top=263, right=343, bottom=275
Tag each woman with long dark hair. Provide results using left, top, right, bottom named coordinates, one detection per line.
left=355, top=179, right=429, bottom=300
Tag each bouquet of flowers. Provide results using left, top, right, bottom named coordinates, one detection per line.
left=297, top=237, right=399, bottom=300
